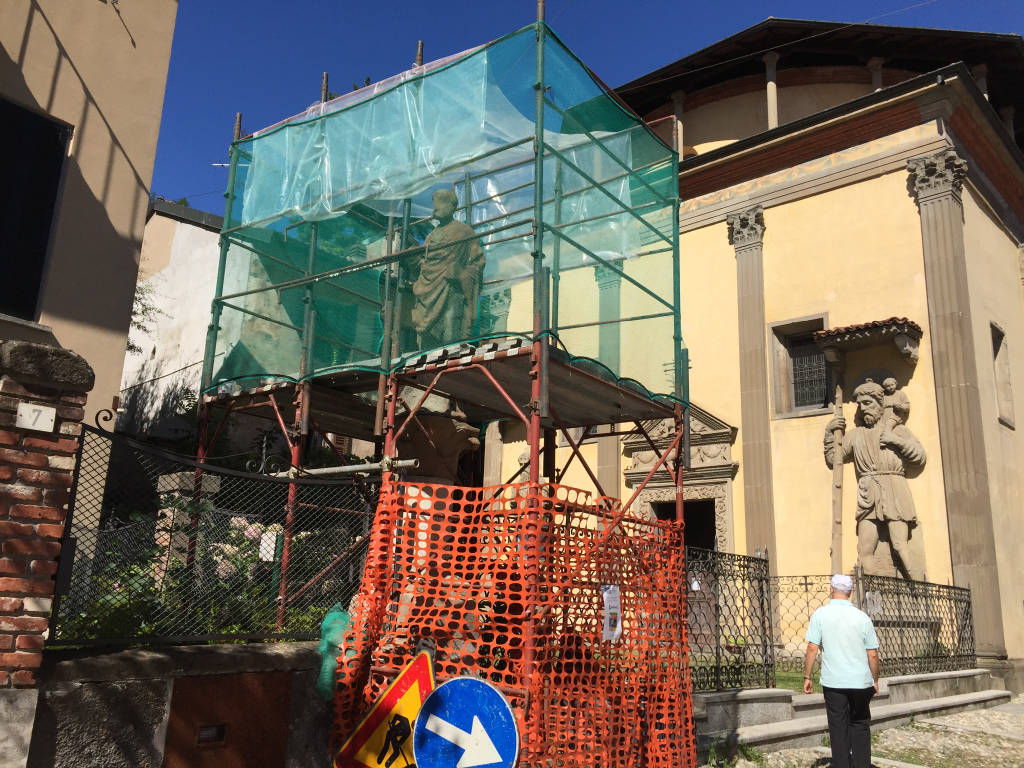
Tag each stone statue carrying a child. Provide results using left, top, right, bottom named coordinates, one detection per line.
left=824, top=377, right=926, bottom=580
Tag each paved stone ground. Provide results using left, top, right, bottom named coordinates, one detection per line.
left=721, top=694, right=1024, bottom=768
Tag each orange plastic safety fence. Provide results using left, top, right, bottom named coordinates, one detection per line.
left=334, top=479, right=697, bottom=768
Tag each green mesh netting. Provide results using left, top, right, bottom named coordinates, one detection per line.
left=207, top=23, right=685, bottom=404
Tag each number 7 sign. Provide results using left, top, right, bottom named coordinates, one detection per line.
left=15, top=402, right=57, bottom=433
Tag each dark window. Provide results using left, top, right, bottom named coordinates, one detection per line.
left=771, top=317, right=832, bottom=416
left=1, top=97, right=71, bottom=320
left=789, top=336, right=828, bottom=408
left=991, top=324, right=1015, bottom=428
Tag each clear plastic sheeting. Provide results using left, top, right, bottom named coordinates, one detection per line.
left=207, top=23, right=684, bottom=404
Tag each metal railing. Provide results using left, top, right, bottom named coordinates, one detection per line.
left=685, top=546, right=775, bottom=691
left=52, top=425, right=377, bottom=645
left=771, top=572, right=975, bottom=678
left=683, top=550, right=976, bottom=691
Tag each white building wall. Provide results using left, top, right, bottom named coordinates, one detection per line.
left=119, top=214, right=220, bottom=436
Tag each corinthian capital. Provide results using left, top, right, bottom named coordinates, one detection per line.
left=594, top=264, right=622, bottom=290
left=907, top=149, right=968, bottom=205
left=726, top=205, right=766, bottom=249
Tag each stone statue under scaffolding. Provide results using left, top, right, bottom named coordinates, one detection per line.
left=401, top=189, right=485, bottom=350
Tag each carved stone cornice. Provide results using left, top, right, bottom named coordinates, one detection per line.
left=624, top=461, right=738, bottom=487
left=726, top=205, right=765, bottom=250
left=623, top=407, right=739, bottom=488
left=907, top=149, right=967, bottom=206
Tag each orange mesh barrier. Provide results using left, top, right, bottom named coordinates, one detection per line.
left=334, top=479, right=697, bottom=767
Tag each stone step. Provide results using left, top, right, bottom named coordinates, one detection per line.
left=790, top=667, right=996, bottom=718
left=793, top=690, right=890, bottom=718
left=720, top=689, right=1011, bottom=752
left=884, top=667, right=1000, bottom=704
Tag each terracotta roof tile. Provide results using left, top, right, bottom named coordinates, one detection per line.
left=813, top=317, right=922, bottom=342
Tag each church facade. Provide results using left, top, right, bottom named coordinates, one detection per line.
left=601, top=19, right=1024, bottom=688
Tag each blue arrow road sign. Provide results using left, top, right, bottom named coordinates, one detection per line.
left=413, top=677, right=519, bottom=768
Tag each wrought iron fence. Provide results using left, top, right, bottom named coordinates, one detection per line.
left=771, top=573, right=975, bottom=678
left=685, top=546, right=774, bottom=691
left=52, top=425, right=377, bottom=645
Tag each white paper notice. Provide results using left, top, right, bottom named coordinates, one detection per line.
left=601, top=584, right=623, bottom=643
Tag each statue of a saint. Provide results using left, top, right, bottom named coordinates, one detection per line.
left=408, top=189, right=484, bottom=349
left=824, top=379, right=926, bottom=580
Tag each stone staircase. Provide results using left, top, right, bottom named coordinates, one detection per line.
left=694, top=668, right=1010, bottom=752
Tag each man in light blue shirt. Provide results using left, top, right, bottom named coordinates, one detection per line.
left=804, top=574, right=880, bottom=768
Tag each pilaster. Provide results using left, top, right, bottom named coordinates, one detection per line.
left=907, top=148, right=1007, bottom=660
left=726, top=205, right=777, bottom=562
left=593, top=266, right=623, bottom=494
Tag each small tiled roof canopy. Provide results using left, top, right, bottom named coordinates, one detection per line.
left=813, top=317, right=922, bottom=354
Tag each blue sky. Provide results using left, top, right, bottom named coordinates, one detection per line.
left=152, top=0, right=1023, bottom=212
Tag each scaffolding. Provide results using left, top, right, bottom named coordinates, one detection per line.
left=202, top=21, right=684, bottom=403
left=198, top=18, right=695, bottom=767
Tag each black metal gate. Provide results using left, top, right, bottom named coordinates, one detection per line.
left=685, top=546, right=774, bottom=691
left=52, top=425, right=377, bottom=645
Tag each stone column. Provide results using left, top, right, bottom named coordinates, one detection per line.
left=867, top=57, right=885, bottom=92
left=907, top=149, right=1007, bottom=660
left=999, top=106, right=1015, bottom=138
left=0, top=341, right=94, bottom=768
left=594, top=265, right=623, bottom=495
left=971, top=63, right=989, bottom=101
left=763, top=52, right=780, bottom=130
left=482, top=421, right=503, bottom=486
left=727, top=206, right=777, bottom=562
left=671, top=90, right=685, bottom=155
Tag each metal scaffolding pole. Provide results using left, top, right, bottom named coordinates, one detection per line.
left=201, top=112, right=242, bottom=393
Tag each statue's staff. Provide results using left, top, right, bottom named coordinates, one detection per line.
left=823, top=347, right=845, bottom=574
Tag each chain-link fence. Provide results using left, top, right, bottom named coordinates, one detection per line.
left=52, top=425, right=377, bottom=645
left=772, top=573, right=975, bottom=679
left=685, top=546, right=774, bottom=692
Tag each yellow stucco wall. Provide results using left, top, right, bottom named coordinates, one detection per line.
left=138, top=214, right=178, bottom=281
left=675, top=222, right=745, bottom=549
left=962, top=187, right=1024, bottom=657
left=760, top=170, right=951, bottom=580
left=0, top=1, right=177, bottom=418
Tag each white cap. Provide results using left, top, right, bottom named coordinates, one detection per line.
left=831, top=574, right=854, bottom=592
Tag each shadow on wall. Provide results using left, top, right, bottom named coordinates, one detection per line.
left=117, top=362, right=291, bottom=471
left=0, top=3, right=149, bottom=334
left=118, top=359, right=201, bottom=447
left=27, top=669, right=170, bottom=768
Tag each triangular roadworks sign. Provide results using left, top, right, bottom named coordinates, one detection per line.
left=335, top=652, right=435, bottom=768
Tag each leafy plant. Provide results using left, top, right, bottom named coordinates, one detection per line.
left=54, top=492, right=357, bottom=643
left=701, top=737, right=759, bottom=767
left=737, top=744, right=764, bottom=764
left=126, top=282, right=164, bottom=355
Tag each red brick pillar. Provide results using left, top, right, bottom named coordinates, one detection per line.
left=0, top=340, right=93, bottom=764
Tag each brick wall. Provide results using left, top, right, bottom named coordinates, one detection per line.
left=0, top=341, right=93, bottom=691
